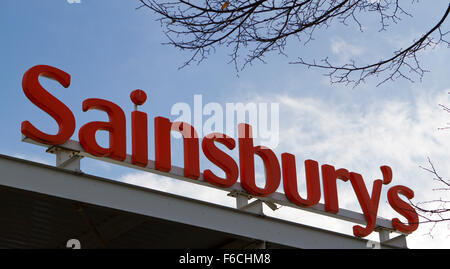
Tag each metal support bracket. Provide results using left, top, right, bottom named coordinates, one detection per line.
left=46, top=146, right=83, bottom=172
left=240, top=200, right=265, bottom=215
left=374, top=226, right=408, bottom=248
left=227, top=190, right=280, bottom=215
left=381, top=234, right=408, bottom=248
left=377, top=229, right=391, bottom=242
left=227, top=190, right=252, bottom=209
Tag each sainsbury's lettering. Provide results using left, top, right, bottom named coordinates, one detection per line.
left=20, top=65, right=420, bottom=237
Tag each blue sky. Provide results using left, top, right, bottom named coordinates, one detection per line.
left=1, top=0, right=450, bottom=248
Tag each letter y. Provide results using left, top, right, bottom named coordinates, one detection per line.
left=349, top=172, right=383, bottom=237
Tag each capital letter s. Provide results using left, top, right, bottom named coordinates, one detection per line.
left=21, top=65, right=75, bottom=145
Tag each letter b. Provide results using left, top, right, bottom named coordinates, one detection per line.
left=238, top=123, right=281, bottom=196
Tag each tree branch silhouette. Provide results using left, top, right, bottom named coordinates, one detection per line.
left=138, top=0, right=450, bottom=86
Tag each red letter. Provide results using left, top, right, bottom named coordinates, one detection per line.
left=154, top=117, right=171, bottom=172
left=238, top=123, right=281, bottom=197
left=388, top=185, right=419, bottom=233
left=282, top=154, right=320, bottom=207
left=21, top=65, right=75, bottom=145
left=380, top=165, right=393, bottom=185
left=154, top=117, right=200, bottom=179
left=78, top=98, right=126, bottom=161
left=202, top=133, right=238, bottom=188
left=349, top=173, right=383, bottom=237
left=130, top=90, right=148, bottom=167
left=321, top=164, right=350, bottom=213
left=131, top=110, right=148, bottom=167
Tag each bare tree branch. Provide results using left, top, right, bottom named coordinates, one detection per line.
left=410, top=157, right=450, bottom=235
left=294, top=3, right=450, bottom=87
left=138, top=0, right=450, bottom=86
left=407, top=94, right=450, bottom=236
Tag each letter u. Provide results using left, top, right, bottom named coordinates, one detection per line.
left=281, top=153, right=321, bottom=207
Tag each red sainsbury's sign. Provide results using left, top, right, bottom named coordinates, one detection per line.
left=20, top=65, right=419, bottom=237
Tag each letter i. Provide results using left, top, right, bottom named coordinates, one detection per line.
left=130, top=89, right=148, bottom=167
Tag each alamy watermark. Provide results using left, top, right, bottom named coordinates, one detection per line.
left=170, top=95, right=280, bottom=148
left=66, top=239, right=81, bottom=249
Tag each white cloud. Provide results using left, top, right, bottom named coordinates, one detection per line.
left=330, top=37, right=365, bottom=62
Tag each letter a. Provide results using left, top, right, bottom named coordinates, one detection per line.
left=79, top=98, right=126, bottom=161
